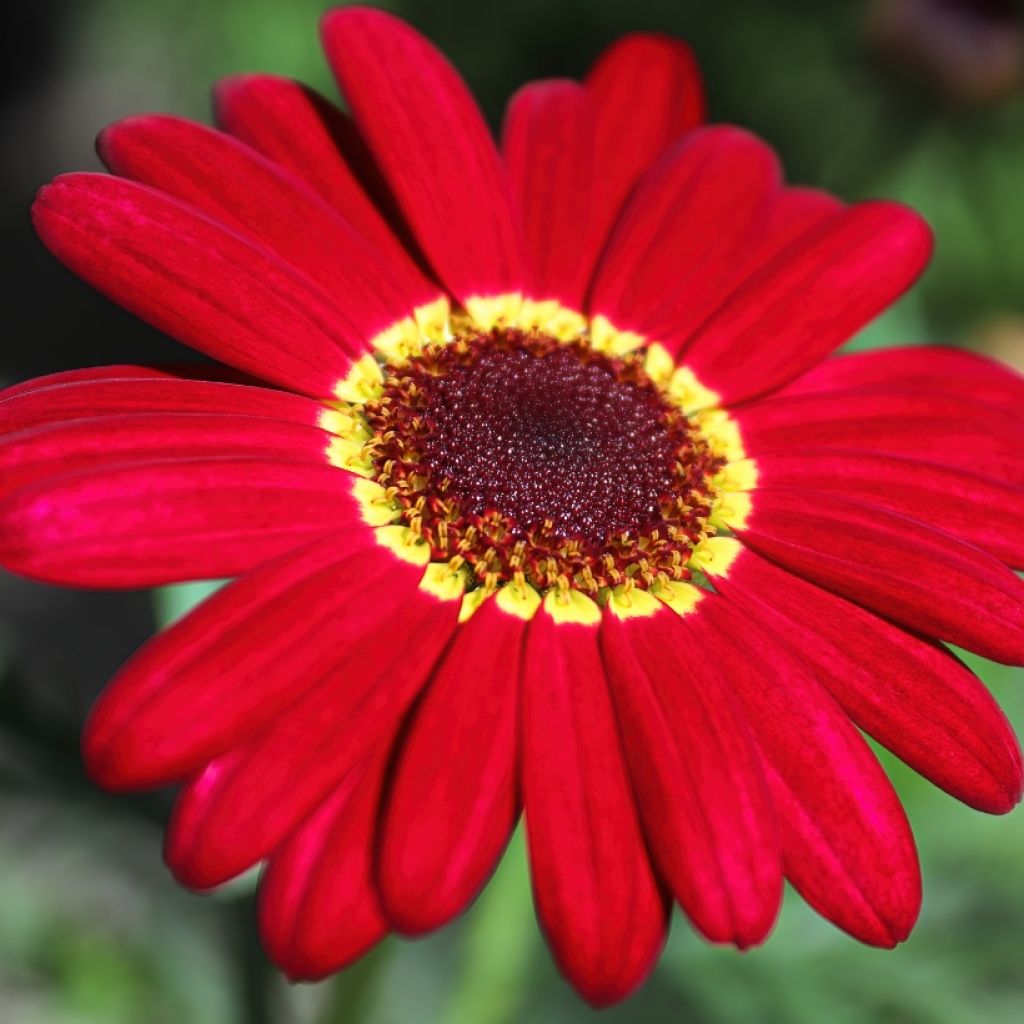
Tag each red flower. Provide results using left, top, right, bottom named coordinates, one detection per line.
left=4, top=5, right=1024, bottom=1006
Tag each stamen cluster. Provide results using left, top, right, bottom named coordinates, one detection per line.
left=361, top=329, right=722, bottom=596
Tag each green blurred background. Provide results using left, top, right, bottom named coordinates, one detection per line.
left=2, top=1, right=1024, bottom=1021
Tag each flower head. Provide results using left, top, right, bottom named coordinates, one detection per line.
left=4, top=5, right=1024, bottom=1006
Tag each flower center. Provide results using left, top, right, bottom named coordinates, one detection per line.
left=360, top=328, right=724, bottom=596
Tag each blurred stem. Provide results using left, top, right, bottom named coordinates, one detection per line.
left=316, top=941, right=392, bottom=1024
left=438, top=826, right=536, bottom=1024
left=231, top=898, right=274, bottom=1024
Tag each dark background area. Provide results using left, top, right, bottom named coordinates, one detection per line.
left=1, top=2, right=1023, bottom=1022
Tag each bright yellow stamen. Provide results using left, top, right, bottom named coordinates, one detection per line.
left=420, top=561, right=468, bottom=602
left=465, top=292, right=523, bottom=331
left=689, top=535, right=744, bottom=578
left=414, top=295, right=452, bottom=345
left=351, top=477, right=401, bottom=526
left=335, top=354, right=384, bottom=404
left=326, top=436, right=375, bottom=477
left=643, top=343, right=676, bottom=388
left=654, top=579, right=705, bottom=616
left=606, top=584, right=662, bottom=619
left=709, top=490, right=753, bottom=530
left=375, top=525, right=431, bottom=565
left=589, top=314, right=645, bottom=357
left=715, top=457, right=758, bottom=492
left=516, top=299, right=587, bottom=341
left=668, top=365, right=721, bottom=414
left=543, top=587, right=601, bottom=626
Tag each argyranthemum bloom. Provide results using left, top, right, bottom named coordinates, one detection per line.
left=3, top=3, right=1024, bottom=1006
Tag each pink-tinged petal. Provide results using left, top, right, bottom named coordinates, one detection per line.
left=321, top=7, right=524, bottom=305
left=83, top=532, right=419, bottom=790
left=736, top=390, right=1024, bottom=485
left=32, top=174, right=361, bottom=396
left=502, top=80, right=598, bottom=310
left=259, top=747, right=390, bottom=980
left=679, top=202, right=933, bottom=404
left=687, top=592, right=921, bottom=946
left=0, top=413, right=334, bottom=501
left=589, top=127, right=780, bottom=347
left=1, top=375, right=321, bottom=435
left=781, top=345, right=1024, bottom=417
left=738, top=489, right=1024, bottom=664
left=600, top=599, right=781, bottom=946
left=378, top=591, right=526, bottom=934
left=99, top=115, right=437, bottom=327
left=521, top=599, right=666, bottom=1007
left=214, top=74, right=439, bottom=307
left=754, top=450, right=1024, bottom=568
left=585, top=32, right=704, bottom=249
left=0, top=458, right=364, bottom=587
left=711, top=546, right=1023, bottom=814
left=165, top=572, right=462, bottom=889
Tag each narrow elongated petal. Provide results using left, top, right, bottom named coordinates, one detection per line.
left=322, top=7, right=524, bottom=308
left=214, top=74, right=439, bottom=307
left=521, top=595, right=666, bottom=1006
left=378, top=589, right=530, bottom=934
left=781, top=345, right=1024, bottom=417
left=0, top=413, right=333, bottom=500
left=708, top=544, right=1023, bottom=814
left=678, top=202, right=932, bottom=404
left=165, top=565, right=462, bottom=889
left=0, top=458, right=364, bottom=587
left=737, top=390, right=1024, bottom=485
left=32, top=175, right=361, bottom=396
left=0, top=375, right=321, bottom=435
left=258, top=747, right=390, bottom=980
left=736, top=489, right=1024, bottom=663
left=600, top=593, right=781, bottom=946
left=681, top=591, right=921, bottom=945
left=589, top=127, right=780, bottom=347
left=82, top=531, right=418, bottom=789
left=99, top=115, right=436, bottom=327
left=753, top=450, right=1024, bottom=568
left=502, top=80, right=597, bottom=311
left=0, top=363, right=252, bottom=401
left=585, top=33, right=703, bottom=247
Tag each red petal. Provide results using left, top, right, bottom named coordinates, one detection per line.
left=754, top=449, right=1024, bottom=568
left=680, top=202, right=932, bottom=404
left=739, top=489, right=1024, bottom=664
left=32, top=174, right=360, bottom=396
left=378, top=592, right=525, bottom=934
left=1, top=374, right=319, bottom=435
left=214, top=74, right=438, bottom=307
left=321, top=7, right=523, bottom=305
left=99, top=114, right=438, bottom=324
left=691, top=594, right=921, bottom=945
left=258, top=747, right=389, bottom=980
left=737, top=389, right=1024, bottom=485
left=713, top=546, right=1023, bottom=814
left=0, top=413, right=333, bottom=501
left=165, top=578, right=461, bottom=889
left=589, top=127, right=780, bottom=346
left=82, top=532, right=417, bottom=790
left=0, top=458, right=363, bottom=587
left=781, top=345, right=1024, bottom=417
left=585, top=32, right=703, bottom=250
left=600, top=599, right=781, bottom=946
left=502, top=80, right=598, bottom=311
left=521, top=599, right=666, bottom=1006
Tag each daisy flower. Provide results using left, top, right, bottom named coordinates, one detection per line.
left=3, top=4, right=1024, bottom=1006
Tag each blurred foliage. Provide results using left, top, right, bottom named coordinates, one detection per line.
left=2, top=0, right=1024, bottom=1022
